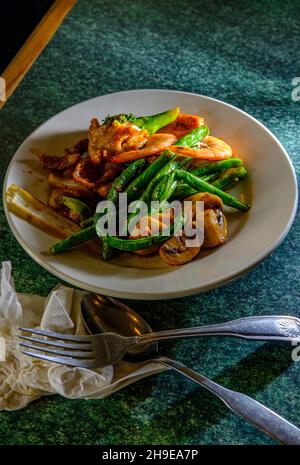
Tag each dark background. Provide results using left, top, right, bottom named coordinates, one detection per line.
left=0, top=0, right=54, bottom=72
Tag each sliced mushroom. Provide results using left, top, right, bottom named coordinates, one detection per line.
left=48, top=173, right=92, bottom=198
left=186, top=192, right=223, bottom=211
left=203, top=209, right=228, bottom=248
left=134, top=245, right=160, bottom=256
left=159, top=233, right=201, bottom=266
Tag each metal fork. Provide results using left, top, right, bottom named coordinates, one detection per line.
left=19, top=315, right=300, bottom=368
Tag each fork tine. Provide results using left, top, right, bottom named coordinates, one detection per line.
left=18, top=335, right=92, bottom=350
left=20, top=342, right=94, bottom=359
left=19, top=327, right=93, bottom=342
left=22, top=351, right=96, bottom=368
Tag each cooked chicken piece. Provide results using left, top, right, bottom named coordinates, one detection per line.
left=73, top=157, right=121, bottom=196
left=203, top=209, right=228, bottom=248
left=73, top=158, right=102, bottom=189
left=97, top=183, right=112, bottom=198
left=73, top=138, right=88, bottom=153
left=40, top=148, right=80, bottom=171
left=97, top=161, right=121, bottom=184
left=63, top=167, right=77, bottom=178
left=39, top=138, right=88, bottom=171
left=186, top=192, right=224, bottom=211
left=159, top=233, right=201, bottom=266
left=88, top=118, right=148, bottom=164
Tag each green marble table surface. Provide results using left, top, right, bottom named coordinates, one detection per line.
left=0, top=0, right=299, bottom=445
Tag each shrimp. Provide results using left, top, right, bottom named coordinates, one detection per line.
left=110, top=133, right=177, bottom=163
left=169, top=136, right=232, bottom=160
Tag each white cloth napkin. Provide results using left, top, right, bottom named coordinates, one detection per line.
left=0, top=262, right=165, bottom=410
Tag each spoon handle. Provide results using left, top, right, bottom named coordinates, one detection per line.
left=156, top=356, right=300, bottom=445
left=137, top=315, right=300, bottom=344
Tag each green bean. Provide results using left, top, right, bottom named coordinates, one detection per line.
left=170, top=173, right=217, bottom=200
left=125, top=152, right=174, bottom=202
left=101, top=238, right=113, bottom=260
left=152, top=172, right=177, bottom=202
left=125, top=155, right=189, bottom=234
left=111, top=159, right=146, bottom=194
left=81, top=159, right=146, bottom=230
left=50, top=225, right=96, bottom=254
left=125, top=127, right=210, bottom=233
left=80, top=215, right=94, bottom=228
left=191, top=158, right=243, bottom=177
left=171, top=184, right=196, bottom=200
left=107, top=210, right=185, bottom=252
left=106, top=235, right=158, bottom=251
left=142, top=155, right=189, bottom=202
left=105, top=126, right=211, bottom=249
left=175, top=171, right=250, bottom=211
left=212, top=167, right=248, bottom=191
left=98, top=159, right=146, bottom=259
left=138, top=125, right=210, bottom=203
left=124, top=126, right=209, bottom=203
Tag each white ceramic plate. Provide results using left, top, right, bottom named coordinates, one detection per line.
left=3, top=90, right=298, bottom=299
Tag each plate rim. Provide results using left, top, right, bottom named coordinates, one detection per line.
left=3, top=89, right=298, bottom=299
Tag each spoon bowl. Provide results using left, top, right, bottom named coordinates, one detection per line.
left=81, top=293, right=157, bottom=361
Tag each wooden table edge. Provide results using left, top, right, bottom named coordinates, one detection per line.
left=0, top=0, right=77, bottom=110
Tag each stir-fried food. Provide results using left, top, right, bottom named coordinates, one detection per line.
left=6, top=106, right=250, bottom=266
left=88, top=118, right=149, bottom=164
left=110, top=133, right=177, bottom=163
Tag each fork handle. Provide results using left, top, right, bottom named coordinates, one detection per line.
left=156, top=356, right=300, bottom=445
left=137, top=315, right=300, bottom=344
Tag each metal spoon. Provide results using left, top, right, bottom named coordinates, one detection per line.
left=81, top=294, right=300, bottom=445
